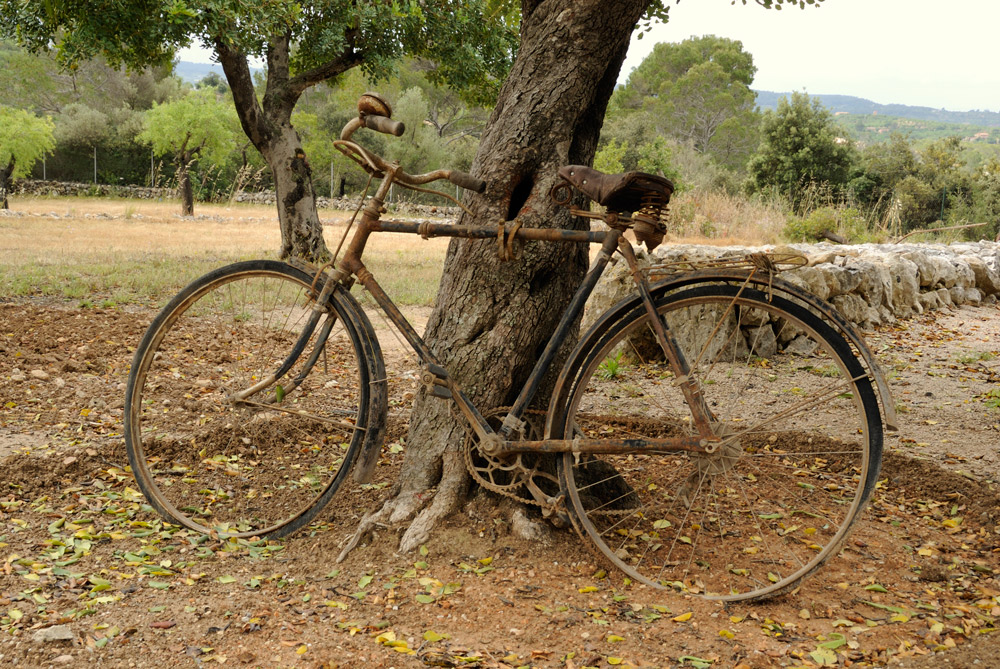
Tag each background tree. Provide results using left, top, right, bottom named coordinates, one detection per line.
left=1, top=1, right=516, bottom=261
left=0, top=40, right=177, bottom=116
left=747, top=90, right=855, bottom=208
left=138, top=90, right=243, bottom=215
left=0, top=106, right=55, bottom=208
left=609, top=35, right=760, bottom=171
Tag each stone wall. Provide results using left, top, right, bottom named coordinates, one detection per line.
left=11, top=179, right=175, bottom=200
left=587, top=241, right=1000, bottom=332
left=12, top=179, right=461, bottom=218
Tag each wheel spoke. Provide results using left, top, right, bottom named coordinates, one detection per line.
left=560, top=284, right=881, bottom=601
left=125, top=262, right=384, bottom=539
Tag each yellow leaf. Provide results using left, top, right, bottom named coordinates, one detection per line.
left=423, top=630, right=446, bottom=642
left=729, top=615, right=744, bottom=623
left=296, top=645, right=307, bottom=655
left=607, top=634, right=625, bottom=643
left=719, top=629, right=735, bottom=639
left=673, top=612, right=693, bottom=622
left=608, top=658, right=623, bottom=666
left=578, top=586, right=599, bottom=593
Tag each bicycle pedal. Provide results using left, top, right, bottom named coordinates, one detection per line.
left=428, top=385, right=453, bottom=399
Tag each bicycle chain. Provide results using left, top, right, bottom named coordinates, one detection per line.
left=461, top=408, right=656, bottom=519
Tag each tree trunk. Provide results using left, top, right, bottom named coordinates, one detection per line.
left=1, top=156, right=14, bottom=210
left=345, top=0, right=653, bottom=554
left=215, top=36, right=335, bottom=262
left=265, top=126, right=328, bottom=261
left=177, top=156, right=194, bottom=216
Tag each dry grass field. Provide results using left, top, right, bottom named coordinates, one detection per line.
left=0, top=196, right=451, bottom=307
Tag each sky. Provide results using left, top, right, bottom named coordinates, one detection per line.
left=179, top=0, right=1000, bottom=113
left=621, top=0, right=1000, bottom=112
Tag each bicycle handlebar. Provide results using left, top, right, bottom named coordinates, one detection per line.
left=447, top=170, right=487, bottom=194
left=363, top=114, right=405, bottom=137
left=337, top=95, right=486, bottom=195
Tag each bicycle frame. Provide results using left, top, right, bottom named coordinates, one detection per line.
left=323, top=160, right=728, bottom=461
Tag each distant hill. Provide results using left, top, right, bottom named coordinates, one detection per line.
left=755, top=91, right=1000, bottom=128
left=174, top=60, right=263, bottom=84
left=175, top=60, right=224, bottom=83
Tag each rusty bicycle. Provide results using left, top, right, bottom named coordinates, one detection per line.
left=124, top=94, right=896, bottom=601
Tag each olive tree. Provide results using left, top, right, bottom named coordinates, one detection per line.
left=0, top=105, right=55, bottom=209
left=138, top=90, right=243, bottom=215
left=1, top=1, right=516, bottom=260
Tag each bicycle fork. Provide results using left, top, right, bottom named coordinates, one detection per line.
left=615, top=240, right=721, bottom=453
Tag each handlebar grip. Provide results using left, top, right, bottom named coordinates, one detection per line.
left=363, top=114, right=405, bottom=137
left=448, top=170, right=486, bottom=193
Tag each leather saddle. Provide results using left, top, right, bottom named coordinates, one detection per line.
left=557, top=165, right=673, bottom=213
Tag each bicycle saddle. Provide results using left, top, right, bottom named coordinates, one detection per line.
left=558, top=165, right=674, bottom=213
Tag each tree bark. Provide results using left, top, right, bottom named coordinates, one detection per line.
left=176, top=152, right=195, bottom=216
left=1, top=156, right=14, bottom=210
left=346, top=0, right=654, bottom=554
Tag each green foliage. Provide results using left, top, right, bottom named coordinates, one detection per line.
left=594, top=140, right=627, bottom=175
left=747, top=91, right=855, bottom=207
left=54, top=103, right=111, bottom=149
left=783, top=206, right=869, bottom=243
left=611, top=36, right=760, bottom=171
left=598, top=351, right=626, bottom=380
left=0, top=1, right=516, bottom=108
left=0, top=39, right=179, bottom=115
left=851, top=133, right=978, bottom=232
left=139, top=90, right=241, bottom=167
left=0, top=105, right=55, bottom=177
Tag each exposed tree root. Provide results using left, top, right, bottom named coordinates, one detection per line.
left=398, top=449, right=469, bottom=553
left=337, top=435, right=469, bottom=562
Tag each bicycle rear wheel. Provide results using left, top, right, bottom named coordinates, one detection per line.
left=554, top=283, right=882, bottom=601
left=125, top=260, right=386, bottom=539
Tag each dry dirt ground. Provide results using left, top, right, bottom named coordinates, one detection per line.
left=0, top=297, right=998, bottom=668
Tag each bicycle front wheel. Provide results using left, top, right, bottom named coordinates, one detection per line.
left=554, top=283, right=882, bottom=601
left=125, top=260, right=386, bottom=539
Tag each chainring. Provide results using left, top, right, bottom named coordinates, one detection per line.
left=462, top=407, right=561, bottom=510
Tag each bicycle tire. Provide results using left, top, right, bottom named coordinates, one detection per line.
left=124, top=260, right=386, bottom=539
left=553, top=283, right=883, bottom=601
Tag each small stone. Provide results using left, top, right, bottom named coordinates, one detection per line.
left=53, top=377, right=66, bottom=389
left=30, top=369, right=50, bottom=381
left=31, top=624, right=74, bottom=643
left=53, top=655, right=74, bottom=664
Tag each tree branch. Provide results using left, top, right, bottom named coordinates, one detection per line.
left=214, top=38, right=272, bottom=149
left=286, top=30, right=363, bottom=98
